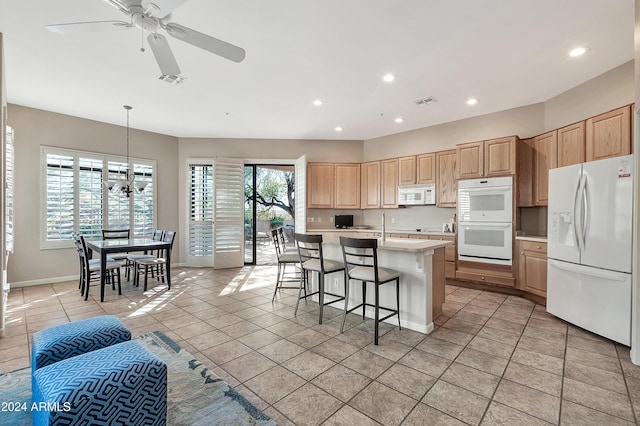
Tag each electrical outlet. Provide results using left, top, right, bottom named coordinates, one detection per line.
left=307, top=217, right=314, bottom=222
left=317, top=217, right=322, bottom=223
left=391, top=217, right=396, bottom=224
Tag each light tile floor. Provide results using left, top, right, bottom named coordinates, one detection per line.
left=2, top=266, right=640, bottom=425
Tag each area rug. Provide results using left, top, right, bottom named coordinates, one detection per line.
left=0, top=331, right=276, bottom=426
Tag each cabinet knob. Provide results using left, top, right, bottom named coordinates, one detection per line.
left=481, top=276, right=485, bottom=280
left=536, top=245, right=541, bottom=249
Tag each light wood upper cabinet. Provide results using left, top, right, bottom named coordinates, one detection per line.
left=361, top=161, right=381, bottom=209
left=533, top=131, right=557, bottom=206
left=334, top=163, right=361, bottom=209
left=456, top=141, right=484, bottom=179
left=416, top=153, right=436, bottom=184
left=457, top=137, right=516, bottom=179
left=517, top=240, right=547, bottom=298
left=307, top=163, right=334, bottom=209
left=485, top=136, right=517, bottom=177
left=436, top=150, right=457, bottom=207
left=517, top=138, right=534, bottom=207
left=586, top=105, right=631, bottom=162
left=381, top=158, right=399, bottom=208
left=398, top=156, right=417, bottom=185
left=558, top=121, right=585, bottom=167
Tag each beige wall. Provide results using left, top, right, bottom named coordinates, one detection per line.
left=364, top=60, right=635, bottom=161
left=544, top=61, right=634, bottom=130
left=6, top=105, right=179, bottom=285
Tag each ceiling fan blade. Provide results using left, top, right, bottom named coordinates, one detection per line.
left=165, top=23, right=245, bottom=63
left=147, top=33, right=182, bottom=77
left=47, top=20, right=132, bottom=34
left=102, top=0, right=130, bottom=14
left=142, top=0, right=189, bottom=18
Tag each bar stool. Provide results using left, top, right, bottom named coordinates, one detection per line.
left=271, top=229, right=301, bottom=301
left=294, top=233, right=345, bottom=324
left=339, top=236, right=401, bottom=345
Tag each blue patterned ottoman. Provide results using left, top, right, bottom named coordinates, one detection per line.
left=32, top=340, right=167, bottom=426
left=31, top=315, right=131, bottom=372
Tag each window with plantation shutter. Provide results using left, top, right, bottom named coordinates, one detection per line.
left=187, top=163, right=213, bottom=266
left=40, top=147, right=156, bottom=248
left=213, top=158, right=244, bottom=268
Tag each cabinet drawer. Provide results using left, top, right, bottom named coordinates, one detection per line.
left=455, top=268, right=516, bottom=287
left=519, top=240, right=547, bottom=254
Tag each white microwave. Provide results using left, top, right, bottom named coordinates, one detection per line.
left=398, top=184, right=436, bottom=205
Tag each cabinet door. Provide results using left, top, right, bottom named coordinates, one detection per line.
left=456, top=141, right=484, bottom=179
left=361, top=161, right=381, bottom=209
left=398, top=156, right=417, bottom=185
left=518, top=241, right=548, bottom=297
left=307, top=163, right=334, bottom=208
left=334, top=163, right=361, bottom=209
left=416, top=153, right=436, bottom=184
left=381, top=158, right=399, bottom=208
left=485, top=136, right=516, bottom=177
left=533, top=131, right=557, bottom=206
left=517, top=138, right=534, bottom=207
left=558, top=121, right=585, bottom=167
left=586, top=105, right=631, bottom=162
left=436, top=150, right=457, bottom=207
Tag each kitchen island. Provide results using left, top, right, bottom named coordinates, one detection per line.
left=306, top=234, right=452, bottom=335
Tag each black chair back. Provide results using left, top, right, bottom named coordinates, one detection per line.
left=339, top=236, right=381, bottom=282
left=294, top=233, right=328, bottom=272
left=102, top=229, right=130, bottom=240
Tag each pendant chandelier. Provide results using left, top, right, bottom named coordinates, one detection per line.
left=103, top=105, right=148, bottom=198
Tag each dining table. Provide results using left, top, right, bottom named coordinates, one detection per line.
left=85, top=238, right=172, bottom=302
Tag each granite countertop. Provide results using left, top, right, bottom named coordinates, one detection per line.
left=311, top=228, right=456, bottom=237
left=322, top=237, right=453, bottom=253
left=515, top=233, right=547, bottom=243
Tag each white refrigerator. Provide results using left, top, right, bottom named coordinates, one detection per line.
left=547, top=154, right=634, bottom=345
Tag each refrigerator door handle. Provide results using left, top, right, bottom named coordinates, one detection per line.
left=582, top=175, right=590, bottom=248
left=572, top=175, right=583, bottom=252
left=548, top=259, right=627, bottom=282
left=575, top=174, right=587, bottom=253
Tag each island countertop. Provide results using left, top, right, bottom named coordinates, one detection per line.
left=321, top=237, right=452, bottom=253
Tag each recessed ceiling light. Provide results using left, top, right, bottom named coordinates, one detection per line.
left=466, top=98, right=478, bottom=105
left=313, top=99, right=323, bottom=106
left=383, top=74, right=396, bottom=82
left=395, top=117, right=404, bottom=123
left=569, top=47, right=587, bottom=57
left=335, top=126, right=343, bottom=132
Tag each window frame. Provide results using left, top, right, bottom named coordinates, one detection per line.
left=40, top=146, right=157, bottom=249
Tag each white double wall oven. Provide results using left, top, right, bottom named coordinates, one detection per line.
left=457, top=176, right=513, bottom=265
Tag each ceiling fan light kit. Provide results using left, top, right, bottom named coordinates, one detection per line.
left=47, top=0, right=245, bottom=83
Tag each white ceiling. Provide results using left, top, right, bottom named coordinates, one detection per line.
left=0, top=0, right=634, bottom=140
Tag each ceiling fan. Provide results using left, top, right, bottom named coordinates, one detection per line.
left=46, top=0, right=246, bottom=83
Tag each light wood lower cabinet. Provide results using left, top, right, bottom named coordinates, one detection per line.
left=517, top=240, right=547, bottom=297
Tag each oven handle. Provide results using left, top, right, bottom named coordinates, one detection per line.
left=459, top=221, right=512, bottom=227
left=458, top=186, right=512, bottom=192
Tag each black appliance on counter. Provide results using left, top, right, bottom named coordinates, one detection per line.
left=334, top=215, right=354, bottom=229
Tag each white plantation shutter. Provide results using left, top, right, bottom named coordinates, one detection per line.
left=213, top=157, right=244, bottom=268
left=133, top=161, right=154, bottom=236
left=295, top=155, right=306, bottom=233
left=107, top=160, right=130, bottom=229
left=187, top=163, right=214, bottom=266
left=5, top=127, right=13, bottom=253
left=78, top=156, right=103, bottom=240
left=45, top=152, right=75, bottom=243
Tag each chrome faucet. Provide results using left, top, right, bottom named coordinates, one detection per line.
left=381, top=211, right=386, bottom=242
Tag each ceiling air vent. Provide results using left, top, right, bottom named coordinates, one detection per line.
left=414, top=96, right=437, bottom=106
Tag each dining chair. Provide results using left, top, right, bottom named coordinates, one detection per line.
left=126, top=229, right=164, bottom=280
left=74, top=234, right=122, bottom=301
left=339, top=236, right=402, bottom=345
left=72, top=232, right=115, bottom=294
left=131, top=230, right=175, bottom=291
left=294, top=233, right=346, bottom=324
left=271, top=229, right=301, bottom=301
left=101, top=229, right=132, bottom=277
